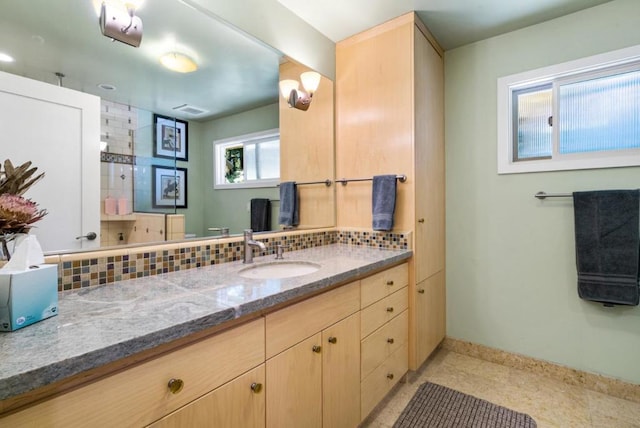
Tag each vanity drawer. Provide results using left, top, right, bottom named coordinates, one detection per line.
left=361, top=263, right=409, bottom=308
left=361, top=287, right=408, bottom=339
left=361, top=343, right=408, bottom=420
left=361, top=310, right=408, bottom=380
left=266, top=281, right=360, bottom=358
left=1, top=318, right=265, bottom=428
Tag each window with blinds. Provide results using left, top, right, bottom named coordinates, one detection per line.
left=497, top=45, right=640, bottom=174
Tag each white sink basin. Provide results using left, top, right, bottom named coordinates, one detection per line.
left=238, top=261, right=321, bottom=279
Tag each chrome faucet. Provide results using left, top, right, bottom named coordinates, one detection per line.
left=243, top=229, right=266, bottom=264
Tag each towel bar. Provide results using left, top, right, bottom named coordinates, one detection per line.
left=277, top=179, right=332, bottom=187
left=336, top=175, right=407, bottom=186
left=534, top=191, right=572, bottom=200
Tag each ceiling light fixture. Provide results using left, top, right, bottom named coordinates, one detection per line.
left=99, top=0, right=143, bottom=47
left=160, top=52, right=198, bottom=73
left=279, top=71, right=321, bottom=111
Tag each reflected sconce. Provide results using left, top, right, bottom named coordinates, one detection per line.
left=279, top=71, right=321, bottom=111
left=99, top=0, right=143, bottom=47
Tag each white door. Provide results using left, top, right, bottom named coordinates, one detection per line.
left=0, top=71, right=100, bottom=252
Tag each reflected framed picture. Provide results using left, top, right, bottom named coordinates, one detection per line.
left=152, top=165, right=187, bottom=208
left=153, top=114, right=188, bottom=160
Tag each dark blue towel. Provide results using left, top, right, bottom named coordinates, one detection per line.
left=372, top=175, right=397, bottom=231
left=573, top=190, right=640, bottom=306
left=251, top=198, right=271, bottom=232
left=278, top=181, right=299, bottom=227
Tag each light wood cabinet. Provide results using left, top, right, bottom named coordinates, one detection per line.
left=0, top=319, right=265, bottom=427
left=147, top=365, right=265, bottom=428
left=266, top=333, right=323, bottom=428
left=322, top=313, right=361, bottom=428
left=359, top=263, right=409, bottom=421
left=265, top=283, right=361, bottom=428
left=336, top=12, right=445, bottom=371
left=1, top=266, right=410, bottom=428
left=415, top=271, right=446, bottom=362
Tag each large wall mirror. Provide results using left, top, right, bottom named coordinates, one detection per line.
left=0, top=0, right=335, bottom=254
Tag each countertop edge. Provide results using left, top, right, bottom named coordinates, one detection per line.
left=0, top=247, right=412, bottom=403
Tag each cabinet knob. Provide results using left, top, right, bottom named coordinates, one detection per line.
left=386, top=280, right=394, bottom=286
left=418, top=218, right=425, bottom=223
left=328, top=336, right=337, bottom=344
left=387, top=338, right=395, bottom=344
left=418, top=289, right=425, bottom=294
left=312, top=345, right=322, bottom=353
left=387, top=373, right=394, bottom=380
left=251, top=382, right=263, bottom=393
left=386, top=307, right=394, bottom=313
left=167, top=378, right=184, bottom=394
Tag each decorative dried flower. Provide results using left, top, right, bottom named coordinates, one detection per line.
left=0, top=194, right=47, bottom=234
left=0, top=159, right=44, bottom=196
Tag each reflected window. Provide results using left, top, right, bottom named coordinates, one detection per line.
left=214, top=128, right=280, bottom=189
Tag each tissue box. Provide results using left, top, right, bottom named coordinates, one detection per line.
left=0, top=264, right=58, bottom=332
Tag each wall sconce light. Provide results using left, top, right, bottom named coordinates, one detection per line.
left=279, top=71, right=321, bottom=111
left=99, top=0, right=143, bottom=47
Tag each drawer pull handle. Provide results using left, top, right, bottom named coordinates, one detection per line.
left=251, top=382, right=263, bottom=393
left=328, top=336, right=337, bottom=344
left=387, top=373, right=394, bottom=380
left=312, top=345, right=322, bottom=353
left=387, top=338, right=395, bottom=344
left=386, top=280, right=394, bottom=286
left=418, top=289, right=425, bottom=294
left=418, top=218, right=425, bottom=223
left=167, top=378, right=184, bottom=394
left=386, top=307, right=394, bottom=313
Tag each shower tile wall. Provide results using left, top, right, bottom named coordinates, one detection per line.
left=100, top=100, right=137, bottom=246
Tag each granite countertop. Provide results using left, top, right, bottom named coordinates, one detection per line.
left=0, top=244, right=411, bottom=401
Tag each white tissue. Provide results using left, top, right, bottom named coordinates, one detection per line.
left=1, top=235, right=45, bottom=271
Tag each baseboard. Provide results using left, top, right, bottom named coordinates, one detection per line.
left=441, top=337, right=640, bottom=404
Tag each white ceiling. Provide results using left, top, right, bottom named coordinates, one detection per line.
left=0, top=0, right=615, bottom=121
left=277, top=0, right=615, bottom=49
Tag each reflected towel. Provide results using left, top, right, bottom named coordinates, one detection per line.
left=372, top=175, right=397, bottom=231
left=573, top=190, right=640, bottom=306
left=278, top=181, right=299, bottom=227
left=250, top=198, right=271, bottom=232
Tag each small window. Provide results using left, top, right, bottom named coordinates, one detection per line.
left=214, top=129, right=280, bottom=189
left=498, top=44, right=640, bottom=174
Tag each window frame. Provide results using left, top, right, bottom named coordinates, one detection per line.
left=213, top=128, right=280, bottom=189
left=497, top=44, right=640, bottom=174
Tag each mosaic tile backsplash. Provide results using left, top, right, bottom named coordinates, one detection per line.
left=51, top=229, right=410, bottom=291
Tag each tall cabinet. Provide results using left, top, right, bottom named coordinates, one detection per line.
left=336, top=12, right=445, bottom=370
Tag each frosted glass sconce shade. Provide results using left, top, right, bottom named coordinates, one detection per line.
left=300, top=71, right=321, bottom=96
left=279, top=79, right=299, bottom=98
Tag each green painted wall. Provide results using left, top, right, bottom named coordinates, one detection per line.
left=180, top=121, right=205, bottom=238
left=194, top=103, right=280, bottom=237
left=445, top=0, right=640, bottom=384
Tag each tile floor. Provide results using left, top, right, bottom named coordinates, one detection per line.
left=361, top=348, right=640, bottom=428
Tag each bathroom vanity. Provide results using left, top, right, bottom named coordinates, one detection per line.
left=0, top=245, right=411, bottom=427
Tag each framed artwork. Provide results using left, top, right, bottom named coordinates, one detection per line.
left=152, top=165, right=187, bottom=208
left=153, top=114, right=188, bottom=160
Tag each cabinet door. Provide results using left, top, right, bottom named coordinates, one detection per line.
left=415, top=271, right=446, bottom=365
left=266, top=334, right=322, bottom=428
left=148, top=365, right=265, bottom=428
left=414, top=25, right=445, bottom=284
left=322, top=313, right=360, bottom=428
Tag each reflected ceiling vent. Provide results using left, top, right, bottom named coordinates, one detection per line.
left=172, top=104, right=208, bottom=116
